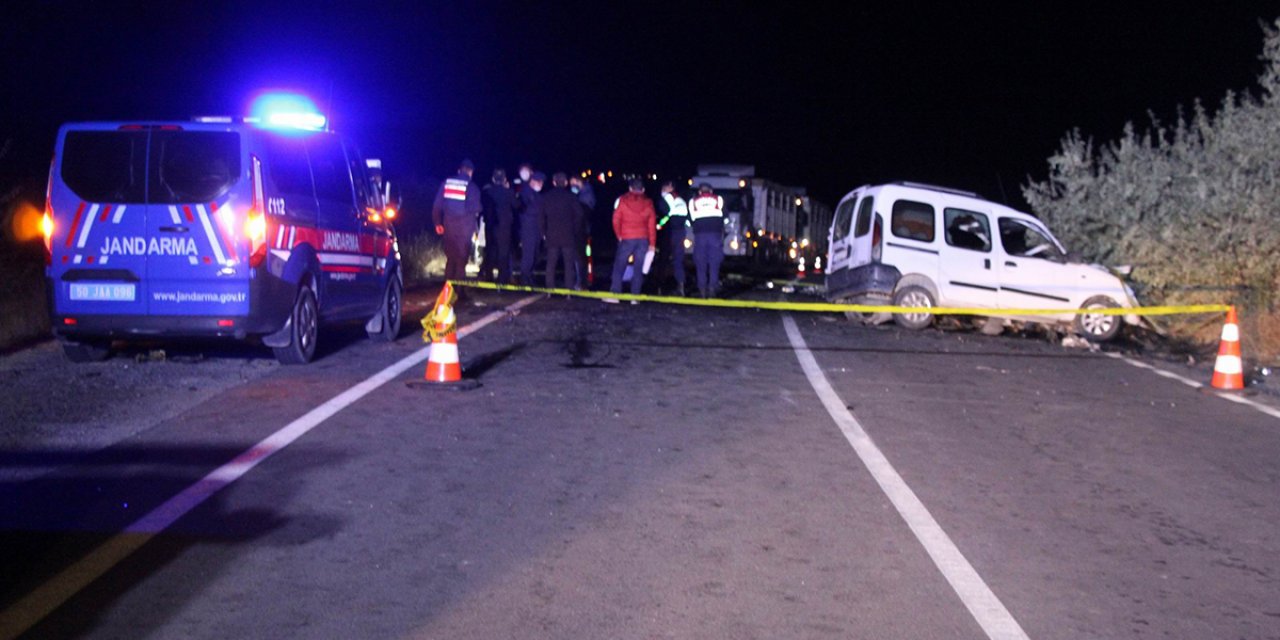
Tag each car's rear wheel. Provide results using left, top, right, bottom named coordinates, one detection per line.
left=61, top=339, right=111, bottom=363
left=1075, top=295, right=1122, bottom=342
left=892, top=285, right=935, bottom=330
left=273, top=285, right=319, bottom=364
left=368, top=277, right=402, bottom=342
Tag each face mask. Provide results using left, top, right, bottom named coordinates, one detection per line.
left=571, top=186, right=580, bottom=194
left=519, top=169, right=532, bottom=181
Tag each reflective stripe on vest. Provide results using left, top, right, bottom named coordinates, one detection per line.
left=663, top=193, right=689, bottom=217
left=444, top=178, right=469, bottom=201
left=689, top=195, right=723, bottom=220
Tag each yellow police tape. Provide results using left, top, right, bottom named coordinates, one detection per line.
left=449, top=280, right=1230, bottom=317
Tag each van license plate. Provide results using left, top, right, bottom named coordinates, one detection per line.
left=70, top=283, right=136, bottom=301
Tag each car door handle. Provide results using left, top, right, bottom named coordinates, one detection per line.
left=1005, top=261, right=1017, bottom=268
left=984, top=259, right=991, bottom=269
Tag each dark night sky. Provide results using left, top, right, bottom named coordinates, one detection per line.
left=3, top=1, right=1279, bottom=208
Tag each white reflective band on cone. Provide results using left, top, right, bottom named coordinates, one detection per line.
left=429, top=342, right=459, bottom=362
left=1214, top=354, right=1243, bottom=375
left=1221, top=323, right=1240, bottom=342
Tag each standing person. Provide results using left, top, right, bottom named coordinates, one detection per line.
left=606, top=179, right=656, bottom=302
left=514, top=162, right=534, bottom=190
left=656, top=181, right=691, bottom=296
left=542, top=172, right=583, bottom=290
left=689, top=183, right=725, bottom=298
left=481, top=168, right=517, bottom=284
left=569, top=175, right=596, bottom=287
left=432, top=159, right=482, bottom=283
left=517, top=171, right=546, bottom=286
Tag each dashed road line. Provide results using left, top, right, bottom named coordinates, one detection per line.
left=782, top=314, right=1030, bottom=640
left=1104, top=352, right=1280, bottom=420
left=0, top=294, right=542, bottom=640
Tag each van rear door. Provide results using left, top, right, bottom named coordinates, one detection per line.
left=52, top=127, right=150, bottom=316
left=144, top=129, right=250, bottom=317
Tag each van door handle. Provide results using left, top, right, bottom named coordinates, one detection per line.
left=1005, top=261, right=1017, bottom=268
left=984, top=259, right=991, bottom=269
left=160, top=226, right=189, bottom=233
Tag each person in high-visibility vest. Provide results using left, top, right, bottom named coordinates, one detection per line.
left=432, top=159, right=482, bottom=282
left=656, top=181, right=691, bottom=296
left=689, top=183, right=725, bottom=298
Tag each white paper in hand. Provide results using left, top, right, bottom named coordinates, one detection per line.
left=642, top=248, right=656, bottom=274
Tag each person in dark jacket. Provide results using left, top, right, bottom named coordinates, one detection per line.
left=481, top=169, right=516, bottom=283
left=542, top=172, right=584, bottom=290
left=517, top=172, right=546, bottom=286
left=570, top=175, right=596, bottom=286
left=432, top=159, right=482, bottom=282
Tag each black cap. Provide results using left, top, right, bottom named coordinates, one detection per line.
left=531, top=171, right=547, bottom=183
left=552, top=172, right=568, bottom=186
left=629, top=178, right=644, bottom=192
left=459, top=159, right=475, bottom=171
left=699, top=183, right=713, bottom=192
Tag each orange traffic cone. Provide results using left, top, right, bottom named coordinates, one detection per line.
left=410, top=282, right=479, bottom=390
left=1210, top=307, right=1245, bottom=391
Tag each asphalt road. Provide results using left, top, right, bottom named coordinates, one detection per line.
left=1, top=288, right=1278, bottom=639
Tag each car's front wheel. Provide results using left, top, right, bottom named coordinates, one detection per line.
left=1074, top=295, right=1122, bottom=342
left=273, top=285, right=319, bottom=364
left=892, top=285, right=935, bottom=330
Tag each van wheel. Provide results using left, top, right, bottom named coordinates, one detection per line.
left=892, top=286, right=935, bottom=330
left=368, top=277, right=402, bottom=342
left=61, top=339, right=111, bottom=363
left=273, top=285, right=319, bottom=365
left=1075, top=296, right=1122, bottom=342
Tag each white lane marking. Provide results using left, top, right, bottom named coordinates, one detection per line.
left=0, top=294, right=542, bottom=640
left=782, top=315, right=1029, bottom=640
left=112, top=204, right=126, bottom=224
left=75, top=204, right=99, bottom=248
left=1105, top=352, right=1280, bottom=420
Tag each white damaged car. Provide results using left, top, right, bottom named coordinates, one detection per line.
left=825, top=182, right=1141, bottom=341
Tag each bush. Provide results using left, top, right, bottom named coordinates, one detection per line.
left=398, top=232, right=446, bottom=286
left=1024, top=18, right=1280, bottom=360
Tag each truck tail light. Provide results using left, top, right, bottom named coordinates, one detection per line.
left=247, top=154, right=267, bottom=268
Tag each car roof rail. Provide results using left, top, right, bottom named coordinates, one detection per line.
left=892, top=181, right=982, bottom=199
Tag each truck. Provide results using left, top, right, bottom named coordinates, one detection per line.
left=688, top=165, right=829, bottom=273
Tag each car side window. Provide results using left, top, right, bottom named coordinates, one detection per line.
left=306, top=135, right=355, bottom=209
left=854, top=196, right=875, bottom=237
left=833, top=197, right=857, bottom=238
left=998, top=218, right=1062, bottom=259
left=263, top=136, right=317, bottom=218
left=344, top=141, right=377, bottom=211
left=890, top=199, right=935, bottom=242
left=943, top=208, right=991, bottom=252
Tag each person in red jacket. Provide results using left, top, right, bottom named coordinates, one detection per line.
left=607, top=178, right=656, bottom=302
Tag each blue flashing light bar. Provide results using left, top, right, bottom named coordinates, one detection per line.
left=248, top=92, right=328, bottom=132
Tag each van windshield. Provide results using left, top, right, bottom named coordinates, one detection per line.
left=61, top=130, right=241, bottom=204
left=149, top=131, right=240, bottom=203
left=61, top=131, right=148, bottom=203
